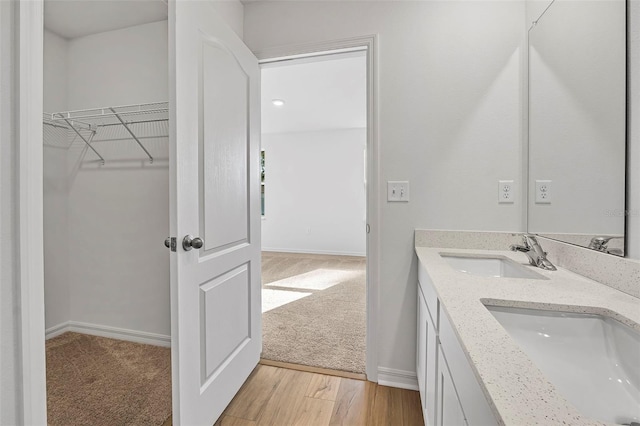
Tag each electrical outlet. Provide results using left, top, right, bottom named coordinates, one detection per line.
left=498, top=180, right=515, bottom=204
left=387, top=181, right=410, bottom=202
left=535, top=180, right=552, bottom=204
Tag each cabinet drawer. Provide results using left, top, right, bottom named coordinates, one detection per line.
left=439, top=308, right=497, bottom=426
left=418, top=263, right=439, bottom=328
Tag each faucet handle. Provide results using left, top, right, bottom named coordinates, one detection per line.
left=522, top=234, right=538, bottom=248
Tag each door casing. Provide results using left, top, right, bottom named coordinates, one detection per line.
left=14, top=0, right=47, bottom=424
left=256, top=36, right=379, bottom=381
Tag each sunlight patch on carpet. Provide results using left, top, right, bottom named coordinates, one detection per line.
left=265, top=268, right=361, bottom=291
left=262, top=288, right=312, bottom=313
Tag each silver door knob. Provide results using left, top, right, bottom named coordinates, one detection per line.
left=164, top=237, right=171, bottom=248
left=182, top=235, right=204, bottom=251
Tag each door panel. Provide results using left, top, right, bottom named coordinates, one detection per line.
left=200, top=264, right=250, bottom=383
left=201, top=40, right=249, bottom=252
left=170, top=1, right=261, bottom=425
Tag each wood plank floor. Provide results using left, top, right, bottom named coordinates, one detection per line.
left=215, top=364, right=423, bottom=426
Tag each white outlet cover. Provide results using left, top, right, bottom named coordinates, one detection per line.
left=535, top=180, right=552, bottom=204
left=498, top=180, right=515, bottom=204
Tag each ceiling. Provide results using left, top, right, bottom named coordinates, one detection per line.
left=44, top=0, right=168, bottom=39
left=261, top=51, right=367, bottom=134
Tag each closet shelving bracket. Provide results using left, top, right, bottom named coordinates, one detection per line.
left=44, top=114, right=105, bottom=164
left=109, top=107, right=154, bottom=164
left=46, top=102, right=168, bottom=164
left=61, top=118, right=104, bottom=165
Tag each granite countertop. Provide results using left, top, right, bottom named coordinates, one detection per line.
left=415, top=246, right=640, bottom=426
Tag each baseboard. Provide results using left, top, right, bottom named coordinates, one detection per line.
left=45, top=322, right=70, bottom=340
left=45, top=321, right=171, bottom=347
left=377, top=367, right=419, bottom=390
left=261, top=247, right=366, bottom=257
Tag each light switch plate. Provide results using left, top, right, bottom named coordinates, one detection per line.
left=388, top=181, right=410, bottom=202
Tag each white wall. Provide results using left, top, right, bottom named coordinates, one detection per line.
left=629, top=0, right=640, bottom=260
left=43, top=21, right=171, bottom=337
left=527, top=0, right=626, bottom=237
left=65, top=21, right=170, bottom=336
left=43, top=30, right=67, bottom=113
left=0, top=1, right=20, bottom=422
left=211, top=0, right=244, bottom=39
left=262, top=129, right=366, bottom=256
left=66, top=21, right=168, bottom=109
left=43, top=30, right=70, bottom=330
left=245, top=1, right=526, bottom=374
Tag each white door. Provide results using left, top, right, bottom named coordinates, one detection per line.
left=169, top=2, right=261, bottom=425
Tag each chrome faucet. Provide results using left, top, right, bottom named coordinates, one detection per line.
left=510, top=234, right=557, bottom=271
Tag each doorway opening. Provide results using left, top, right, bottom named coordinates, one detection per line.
left=259, top=50, right=368, bottom=375
left=41, top=2, right=172, bottom=424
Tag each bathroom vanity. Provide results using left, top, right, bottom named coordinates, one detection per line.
left=415, top=231, right=640, bottom=426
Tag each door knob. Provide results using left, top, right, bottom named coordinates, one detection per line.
left=182, top=235, right=204, bottom=251
left=164, top=237, right=171, bottom=248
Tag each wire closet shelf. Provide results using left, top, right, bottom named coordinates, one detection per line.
left=43, top=101, right=169, bottom=164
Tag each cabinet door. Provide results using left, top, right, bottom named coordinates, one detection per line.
left=417, top=287, right=428, bottom=411
left=437, top=346, right=467, bottom=426
left=425, top=305, right=438, bottom=426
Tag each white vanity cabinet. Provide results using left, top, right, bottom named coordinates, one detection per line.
left=417, top=263, right=497, bottom=426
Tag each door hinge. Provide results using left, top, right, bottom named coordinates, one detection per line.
left=165, top=237, right=177, bottom=252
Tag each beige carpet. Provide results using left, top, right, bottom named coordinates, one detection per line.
left=261, top=252, right=366, bottom=374
left=46, top=332, right=171, bottom=426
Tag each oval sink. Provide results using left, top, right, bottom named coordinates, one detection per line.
left=487, top=305, right=640, bottom=425
left=440, top=253, right=546, bottom=280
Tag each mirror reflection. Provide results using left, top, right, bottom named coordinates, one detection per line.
left=527, top=0, right=627, bottom=256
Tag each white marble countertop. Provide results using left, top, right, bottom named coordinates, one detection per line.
left=415, top=246, right=640, bottom=426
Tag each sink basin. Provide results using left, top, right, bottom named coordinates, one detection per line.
left=487, top=306, right=640, bottom=425
left=440, top=254, right=545, bottom=279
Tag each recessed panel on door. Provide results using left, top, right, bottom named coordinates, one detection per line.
left=199, top=264, right=250, bottom=385
left=200, top=40, right=249, bottom=252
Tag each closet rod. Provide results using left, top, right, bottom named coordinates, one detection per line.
left=109, top=107, right=154, bottom=163
left=59, top=116, right=105, bottom=165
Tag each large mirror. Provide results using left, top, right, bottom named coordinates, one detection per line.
left=527, top=0, right=627, bottom=256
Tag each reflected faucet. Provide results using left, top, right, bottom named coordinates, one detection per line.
left=588, top=236, right=622, bottom=254
left=510, top=234, right=557, bottom=271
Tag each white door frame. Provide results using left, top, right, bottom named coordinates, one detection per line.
left=255, top=35, right=380, bottom=381
left=14, top=0, right=48, bottom=424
